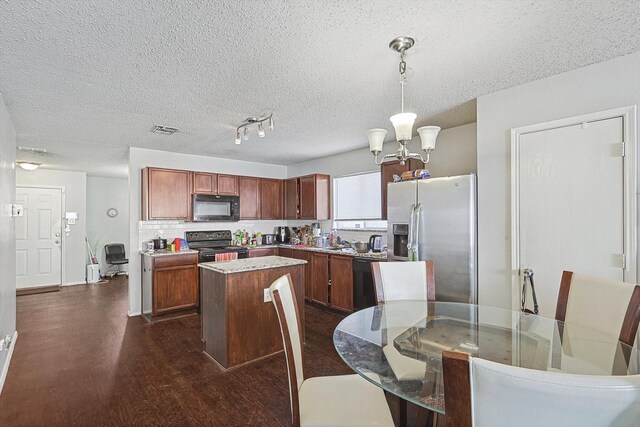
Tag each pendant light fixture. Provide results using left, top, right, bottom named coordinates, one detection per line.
left=234, top=114, right=274, bottom=145
left=367, top=36, right=440, bottom=165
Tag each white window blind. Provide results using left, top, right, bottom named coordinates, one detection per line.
left=333, top=172, right=381, bottom=220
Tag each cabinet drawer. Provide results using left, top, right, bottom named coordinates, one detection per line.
left=153, top=253, right=198, bottom=269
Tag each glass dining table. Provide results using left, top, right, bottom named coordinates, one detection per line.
left=333, top=301, right=639, bottom=414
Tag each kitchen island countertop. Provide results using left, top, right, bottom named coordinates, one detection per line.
left=199, top=255, right=306, bottom=274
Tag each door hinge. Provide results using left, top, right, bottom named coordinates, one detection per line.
left=621, top=142, right=626, bottom=157
left=622, top=253, right=627, bottom=270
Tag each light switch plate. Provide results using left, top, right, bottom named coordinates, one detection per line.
left=11, top=203, right=23, bottom=217
left=263, top=288, right=271, bottom=303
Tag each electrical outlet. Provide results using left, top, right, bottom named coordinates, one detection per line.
left=263, top=288, right=272, bottom=303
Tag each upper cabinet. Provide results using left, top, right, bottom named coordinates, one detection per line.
left=239, top=176, right=260, bottom=220
left=142, top=167, right=192, bottom=220
left=380, top=159, right=422, bottom=219
left=218, top=174, right=239, bottom=196
left=193, top=172, right=217, bottom=194
left=260, top=178, right=283, bottom=220
left=284, top=178, right=299, bottom=220
left=299, top=174, right=330, bottom=220
left=141, top=167, right=330, bottom=222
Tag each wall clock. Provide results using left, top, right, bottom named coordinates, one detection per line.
left=107, top=208, right=118, bottom=218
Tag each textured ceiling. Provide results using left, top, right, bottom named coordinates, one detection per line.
left=1, top=1, right=640, bottom=177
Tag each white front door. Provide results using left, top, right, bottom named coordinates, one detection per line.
left=15, top=187, right=63, bottom=289
left=515, top=116, right=625, bottom=317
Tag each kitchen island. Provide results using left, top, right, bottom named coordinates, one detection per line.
left=199, top=256, right=306, bottom=369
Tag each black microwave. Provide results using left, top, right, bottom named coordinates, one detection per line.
left=192, top=194, right=240, bottom=222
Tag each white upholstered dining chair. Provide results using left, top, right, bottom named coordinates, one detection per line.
left=372, top=260, right=435, bottom=303
left=442, top=350, right=640, bottom=427
left=269, top=274, right=394, bottom=427
left=556, top=271, right=640, bottom=346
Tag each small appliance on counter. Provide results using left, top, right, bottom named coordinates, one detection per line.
left=153, top=238, right=167, bottom=250
left=369, top=235, right=383, bottom=253
left=275, top=226, right=292, bottom=243
left=263, top=234, right=277, bottom=245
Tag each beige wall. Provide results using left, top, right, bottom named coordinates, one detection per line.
left=476, top=52, right=640, bottom=309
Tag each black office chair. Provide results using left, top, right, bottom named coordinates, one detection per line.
left=105, top=243, right=128, bottom=278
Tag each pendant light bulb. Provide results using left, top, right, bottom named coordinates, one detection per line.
left=234, top=131, right=241, bottom=145
left=268, top=116, right=274, bottom=131
left=258, top=123, right=265, bottom=138
left=243, top=127, right=249, bottom=141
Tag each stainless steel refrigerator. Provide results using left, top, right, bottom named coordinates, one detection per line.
left=387, top=174, right=477, bottom=304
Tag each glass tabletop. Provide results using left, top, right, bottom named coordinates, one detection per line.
left=333, top=301, right=639, bottom=413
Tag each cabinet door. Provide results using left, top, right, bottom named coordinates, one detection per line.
left=284, top=178, right=299, bottom=219
left=260, top=179, right=283, bottom=219
left=153, top=265, right=198, bottom=314
left=380, top=160, right=421, bottom=219
left=310, top=253, right=329, bottom=305
left=217, top=174, right=239, bottom=196
left=292, top=250, right=311, bottom=301
left=299, top=175, right=316, bottom=219
left=239, top=176, right=260, bottom=219
left=144, top=168, right=192, bottom=220
left=330, top=255, right=353, bottom=312
left=278, top=248, right=293, bottom=258
left=248, top=248, right=278, bottom=258
left=193, top=172, right=217, bottom=194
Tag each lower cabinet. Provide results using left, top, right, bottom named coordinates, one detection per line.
left=143, top=253, right=199, bottom=318
left=248, top=247, right=278, bottom=257
left=278, top=247, right=293, bottom=258
left=310, top=253, right=330, bottom=305
left=329, top=255, right=353, bottom=312
left=291, top=250, right=312, bottom=301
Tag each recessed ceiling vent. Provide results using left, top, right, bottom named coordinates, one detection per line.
left=151, top=125, right=179, bottom=135
left=17, top=146, right=47, bottom=154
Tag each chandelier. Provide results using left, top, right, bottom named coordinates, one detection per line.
left=367, top=36, right=440, bottom=165
left=234, top=114, right=274, bottom=145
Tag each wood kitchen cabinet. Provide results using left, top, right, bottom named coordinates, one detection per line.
left=239, top=176, right=260, bottom=219
left=142, top=167, right=192, bottom=220
left=217, top=174, right=239, bottom=196
left=193, top=172, right=217, bottom=194
left=248, top=247, right=278, bottom=257
left=260, top=178, right=283, bottom=219
left=284, top=178, right=299, bottom=219
left=329, top=255, right=353, bottom=312
left=142, top=253, right=199, bottom=319
left=299, top=174, right=330, bottom=220
left=291, top=250, right=312, bottom=301
left=310, top=252, right=329, bottom=305
left=278, top=247, right=293, bottom=258
left=380, top=159, right=422, bottom=219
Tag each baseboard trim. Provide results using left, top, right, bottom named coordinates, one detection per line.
left=16, top=285, right=60, bottom=296
left=0, top=331, right=18, bottom=395
left=127, top=311, right=142, bottom=317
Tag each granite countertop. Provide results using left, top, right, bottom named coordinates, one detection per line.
left=199, top=255, right=307, bottom=274
left=140, top=249, right=199, bottom=257
left=277, top=245, right=387, bottom=259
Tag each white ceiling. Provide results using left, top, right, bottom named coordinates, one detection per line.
left=2, top=1, right=639, bottom=177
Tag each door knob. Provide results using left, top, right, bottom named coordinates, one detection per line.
left=54, top=240, right=60, bottom=244
left=55, top=232, right=61, bottom=237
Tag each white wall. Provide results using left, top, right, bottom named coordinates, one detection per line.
left=287, top=123, right=478, bottom=242
left=16, top=169, right=87, bottom=285
left=476, top=52, right=640, bottom=309
left=87, top=177, right=129, bottom=276
left=128, top=147, right=288, bottom=315
left=0, top=94, right=17, bottom=393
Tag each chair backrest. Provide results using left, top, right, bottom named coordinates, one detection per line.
left=269, top=274, right=305, bottom=427
left=556, top=271, right=640, bottom=346
left=105, top=243, right=126, bottom=263
left=372, top=260, right=435, bottom=303
left=442, top=351, right=640, bottom=427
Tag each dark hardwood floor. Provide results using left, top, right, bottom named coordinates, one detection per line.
left=0, top=277, right=421, bottom=426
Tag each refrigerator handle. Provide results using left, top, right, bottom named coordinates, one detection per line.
left=412, top=203, right=422, bottom=260
left=408, top=203, right=416, bottom=260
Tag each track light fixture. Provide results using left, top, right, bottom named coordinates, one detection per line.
left=234, top=114, right=274, bottom=145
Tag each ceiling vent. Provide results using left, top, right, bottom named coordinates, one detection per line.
left=17, top=146, right=47, bottom=154
left=151, top=125, right=179, bottom=135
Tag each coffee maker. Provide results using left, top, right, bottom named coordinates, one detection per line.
left=275, top=226, right=291, bottom=243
